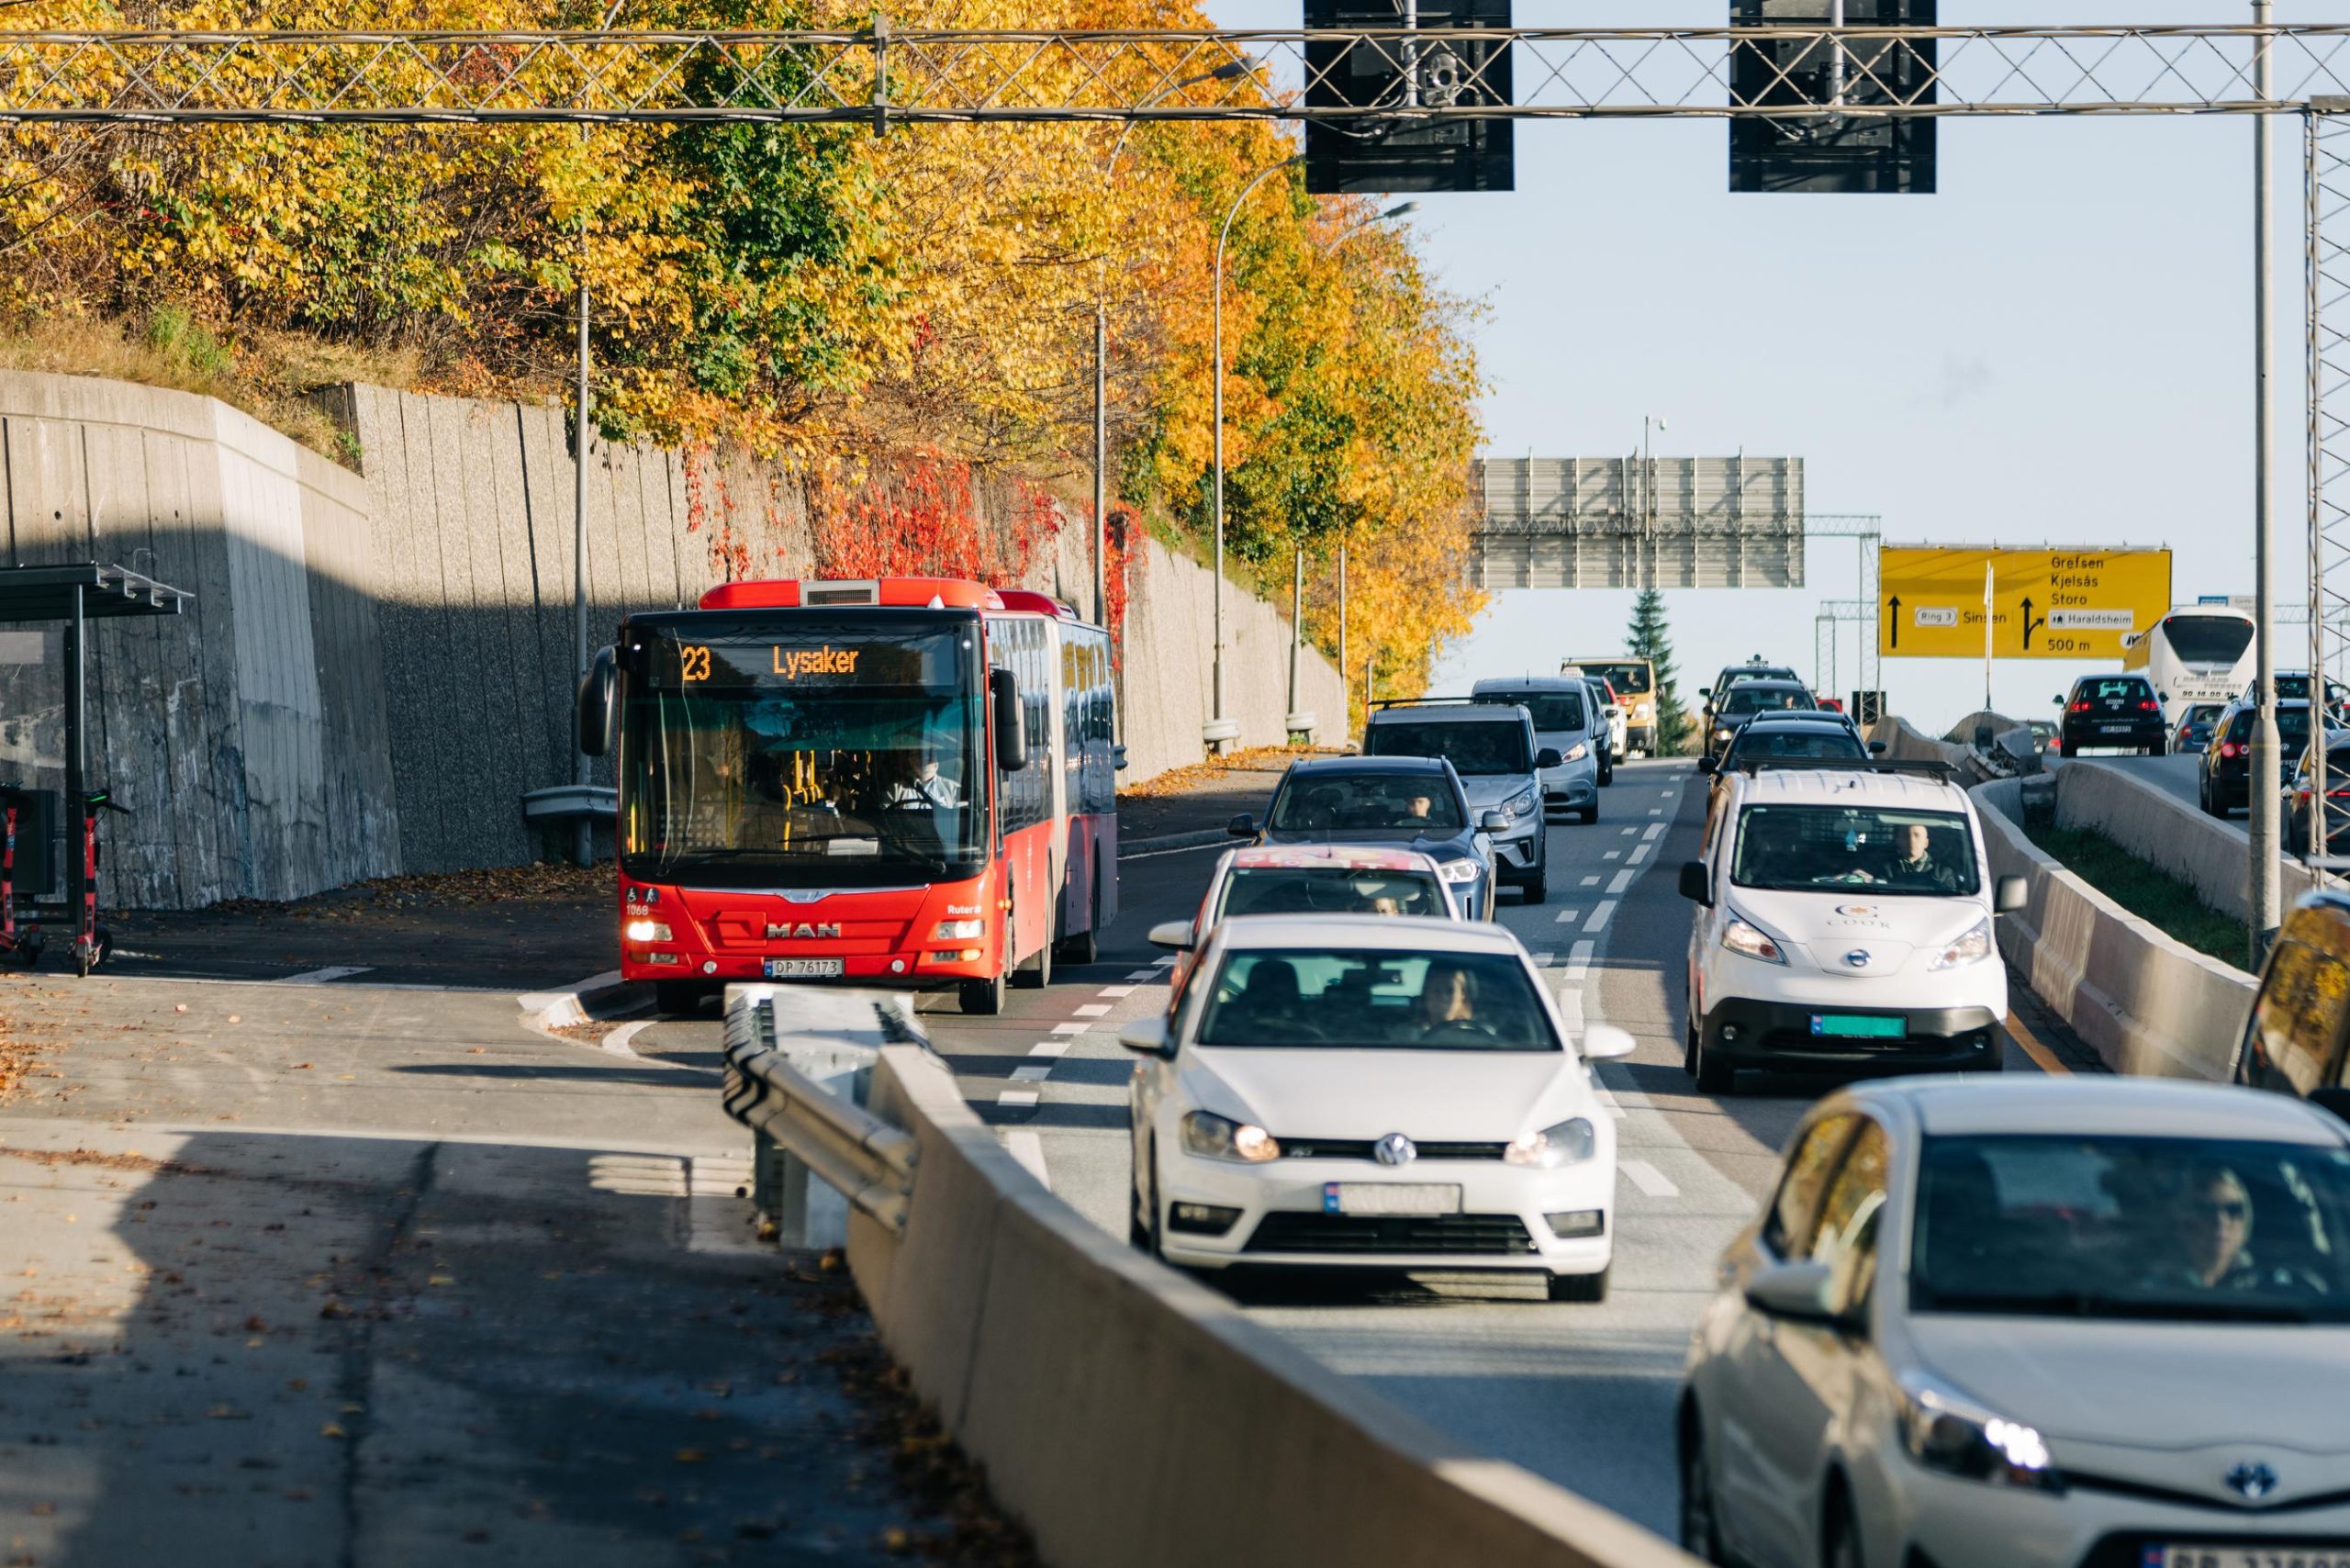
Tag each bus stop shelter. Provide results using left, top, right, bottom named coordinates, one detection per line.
left=0, top=564, right=191, bottom=971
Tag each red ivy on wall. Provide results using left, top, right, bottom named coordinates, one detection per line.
left=810, top=455, right=1060, bottom=590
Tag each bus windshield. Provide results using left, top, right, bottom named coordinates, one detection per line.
left=619, top=621, right=985, bottom=889
left=1580, top=660, right=1653, bottom=696
left=2162, top=615, right=2256, bottom=667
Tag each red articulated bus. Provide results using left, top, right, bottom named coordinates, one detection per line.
left=577, top=577, right=1119, bottom=1015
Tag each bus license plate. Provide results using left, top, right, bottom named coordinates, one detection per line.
left=764, top=958, right=844, bottom=979
left=1327, top=1183, right=1461, bottom=1216
left=1811, top=1014, right=1907, bottom=1040
left=2145, top=1548, right=2350, bottom=1568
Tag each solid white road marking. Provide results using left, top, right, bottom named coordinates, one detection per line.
left=1586, top=902, right=1617, bottom=934
left=1073, top=1003, right=1111, bottom=1017
left=1098, top=985, right=1137, bottom=998
left=1580, top=875, right=1601, bottom=887
left=1607, top=869, right=1634, bottom=894
left=1622, top=1159, right=1682, bottom=1198
left=282, top=965, right=375, bottom=985
left=1030, top=1040, right=1070, bottom=1058
left=1052, top=1021, right=1091, bottom=1036
left=1002, top=1129, right=1051, bottom=1187
left=1564, top=940, right=1595, bottom=980
left=1643, top=823, right=1667, bottom=840
left=1011, top=1064, right=1053, bottom=1082
left=998, top=1089, right=1040, bottom=1107
left=1629, top=844, right=1652, bottom=865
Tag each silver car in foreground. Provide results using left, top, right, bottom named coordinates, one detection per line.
left=1681, top=1077, right=2350, bottom=1568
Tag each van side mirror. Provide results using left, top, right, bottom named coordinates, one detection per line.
left=1679, top=860, right=1713, bottom=905
left=990, top=668, right=1027, bottom=771
left=1226, top=812, right=1258, bottom=839
left=1536, top=747, right=1564, bottom=770
left=1868, top=741, right=1887, bottom=755
left=576, top=646, right=617, bottom=756
left=2308, top=1086, right=2350, bottom=1126
left=1697, top=756, right=1718, bottom=775
left=1995, top=874, right=2028, bottom=914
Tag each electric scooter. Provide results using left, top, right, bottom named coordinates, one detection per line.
left=0, top=784, right=42, bottom=968
left=73, top=790, right=127, bottom=977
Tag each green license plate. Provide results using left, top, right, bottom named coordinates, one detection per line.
left=1811, top=1014, right=1907, bottom=1039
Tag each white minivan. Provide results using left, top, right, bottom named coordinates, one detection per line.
left=1677, top=765, right=2026, bottom=1094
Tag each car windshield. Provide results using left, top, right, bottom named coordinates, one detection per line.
left=2276, top=676, right=2347, bottom=704
left=2078, top=679, right=2153, bottom=702
left=1911, top=1135, right=2350, bottom=1324
left=1268, top=772, right=1465, bottom=833
left=1731, top=805, right=1980, bottom=895
left=1729, top=728, right=1868, bottom=762
left=1366, top=719, right=1532, bottom=776
left=1195, top=949, right=1558, bottom=1051
left=1580, top=661, right=1652, bottom=695
left=2163, top=614, right=2256, bottom=666
left=2225, top=708, right=2317, bottom=748
left=1214, top=867, right=1448, bottom=920
left=1476, top=690, right=1585, bottom=732
left=1721, top=684, right=1813, bottom=716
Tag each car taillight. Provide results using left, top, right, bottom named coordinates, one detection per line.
left=2138, top=700, right=2160, bottom=712
left=2069, top=700, right=2091, bottom=713
left=2221, top=742, right=2244, bottom=757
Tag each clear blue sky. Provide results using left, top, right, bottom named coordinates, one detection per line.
left=1203, top=1, right=2338, bottom=732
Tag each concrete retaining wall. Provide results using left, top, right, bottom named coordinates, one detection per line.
left=0, top=370, right=1344, bottom=904
left=854, top=1042, right=1692, bottom=1568
left=2053, top=760, right=2311, bottom=927
left=1975, top=778, right=2250, bottom=1081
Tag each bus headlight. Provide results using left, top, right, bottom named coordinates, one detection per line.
left=624, top=919, right=672, bottom=943
left=932, top=919, right=985, bottom=940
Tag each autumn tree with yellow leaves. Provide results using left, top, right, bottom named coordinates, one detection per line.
left=0, top=0, right=1486, bottom=705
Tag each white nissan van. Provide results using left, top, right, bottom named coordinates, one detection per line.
left=1676, top=764, right=2026, bottom=1094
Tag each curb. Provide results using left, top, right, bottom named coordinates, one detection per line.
left=518, top=969, right=651, bottom=1032
left=1117, top=826, right=1236, bottom=859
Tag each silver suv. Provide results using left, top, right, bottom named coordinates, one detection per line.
left=1362, top=699, right=1560, bottom=903
left=1470, top=677, right=1601, bottom=823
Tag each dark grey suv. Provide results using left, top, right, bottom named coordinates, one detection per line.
left=1228, top=756, right=1504, bottom=919
left=1360, top=699, right=1558, bottom=903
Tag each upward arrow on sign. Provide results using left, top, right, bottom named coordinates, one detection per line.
left=1886, top=596, right=1901, bottom=650
left=2020, top=596, right=2043, bottom=652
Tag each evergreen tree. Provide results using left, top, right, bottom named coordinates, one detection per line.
left=1627, top=588, right=1692, bottom=755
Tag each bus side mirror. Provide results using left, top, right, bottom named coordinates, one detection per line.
left=576, top=646, right=617, bottom=756
left=990, top=668, right=1028, bottom=771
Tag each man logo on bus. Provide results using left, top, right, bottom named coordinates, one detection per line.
left=775, top=645, right=860, bottom=679
left=766, top=922, right=845, bottom=939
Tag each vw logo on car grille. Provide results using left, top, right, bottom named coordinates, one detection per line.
left=1844, top=949, right=1873, bottom=969
left=1373, top=1133, right=1417, bottom=1167
left=2226, top=1461, right=2280, bottom=1502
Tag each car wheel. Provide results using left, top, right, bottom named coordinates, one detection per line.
left=1679, top=1420, right=1727, bottom=1565
left=1824, top=1493, right=1865, bottom=1568
left=2149, top=737, right=2167, bottom=757
left=1128, top=1144, right=1158, bottom=1253
left=655, top=980, right=708, bottom=1016
left=2200, top=777, right=2219, bottom=816
left=1056, top=921, right=1099, bottom=966
left=959, top=971, right=1006, bottom=1015
left=1693, top=1028, right=1737, bottom=1095
left=1684, top=1014, right=1700, bottom=1075
left=1547, top=1266, right=1608, bottom=1303
left=1523, top=857, right=1547, bottom=904
left=1583, top=798, right=1600, bottom=823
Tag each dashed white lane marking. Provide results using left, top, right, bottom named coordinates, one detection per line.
left=1643, top=822, right=1667, bottom=840
left=1580, top=875, right=1601, bottom=887
left=1564, top=940, right=1595, bottom=980
left=999, top=1089, right=1041, bottom=1107
left=1554, top=907, right=1582, bottom=924
left=1619, top=826, right=1638, bottom=836
left=1607, top=869, right=1634, bottom=894
left=1622, top=1159, right=1681, bottom=1198
left=1098, top=985, right=1137, bottom=998
left=1586, top=901, right=1617, bottom=934
left=1125, top=969, right=1158, bottom=981
left=1011, top=1064, right=1053, bottom=1082
left=1073, top=1003, right=1111, bottom=1017
left=1649, top=808, right=1662, bottom=817
left=1629, top=844, right=1652, bottom=865
left=1002, top=1130, right=1051, bottom=1188
left=1052, top=1020, right=1092, bottom=1036
left=1029, top=1040, right=1070, bottom=1058
left=282, top=965, right=375, bottom=985
left=1605, top=851, right=1622, bottom=860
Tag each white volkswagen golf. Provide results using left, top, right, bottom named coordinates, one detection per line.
left=1681, top=1076, right=2350, bottom=1568
left=1119, top=914, right=1632, bottom=1301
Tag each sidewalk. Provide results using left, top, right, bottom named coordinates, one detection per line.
left=1117, top=745, right=1333, bottom=851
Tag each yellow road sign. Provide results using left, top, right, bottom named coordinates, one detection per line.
left=1876, top=546, right=2173, bottom=660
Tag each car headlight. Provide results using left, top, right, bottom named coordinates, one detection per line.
left=1720, top=915, right=1786, bottom=965
left=1714, top=727, right=1733, bottom=742
left=1899, top=1373, right=2064, bottom=1494
left=1504, top=1117, right=1597, bottom=1169
left=1562, top=742, right=1588, bottom=762
left=1928, top=918, right=1993, bottom=971
left=932, top=918, right=985, bottom=940
left=624, top=919, right=672, bottom=943
left=1438, top=857, right=1483, bottom=884
left=1503, top=786, right=1539, bottom=818
left=1179, top=1111, right=1281, bottom=1164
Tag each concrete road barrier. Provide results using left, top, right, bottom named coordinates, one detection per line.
left=1975, top=778, right=2252, bottom=1081
left=853, top=1042, right=1695, bottom=1568
left=2054, top=760, right=2314, bottom=927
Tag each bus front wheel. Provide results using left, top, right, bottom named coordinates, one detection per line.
left=959, top=971, right=1006, bottom=1015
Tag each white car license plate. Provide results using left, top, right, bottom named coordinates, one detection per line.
left=1326, top=1183, right=1461, bottom=1216
left=2146, top=1548, right=2350, bottom=1568
left=764, top=958, right=844, bottom=979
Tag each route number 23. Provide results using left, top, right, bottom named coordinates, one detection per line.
left=679, top=644, right=712, bottom=681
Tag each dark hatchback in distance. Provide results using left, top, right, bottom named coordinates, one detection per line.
left=2201, top=699, right=2328, bottom=817
left=2056, top=674, right=2165, bottom=756
left=1228, top=756, right=1502, bottom=920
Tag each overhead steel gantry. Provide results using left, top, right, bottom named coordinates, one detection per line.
left=5, top=24, right=2350, bottom=126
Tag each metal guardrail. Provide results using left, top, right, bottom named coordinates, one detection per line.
left=720, top=991, right=921, bottom=1235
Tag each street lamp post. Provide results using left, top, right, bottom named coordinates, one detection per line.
left=2252, top=0, right=2282, bottom=959
left=1209, top=151, right=1303, bottom=752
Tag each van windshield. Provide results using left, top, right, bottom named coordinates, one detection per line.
left=1731, top=805, right=1980, bottom=896
left=1475, top=690, right=1585, bottom=732
left=1367, top=719, right=1532, bottom=776
left=1269, top=772, right=1465, bottom=833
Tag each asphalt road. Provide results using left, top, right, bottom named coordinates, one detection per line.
left=622, top=756, right=2055, bottom=1542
